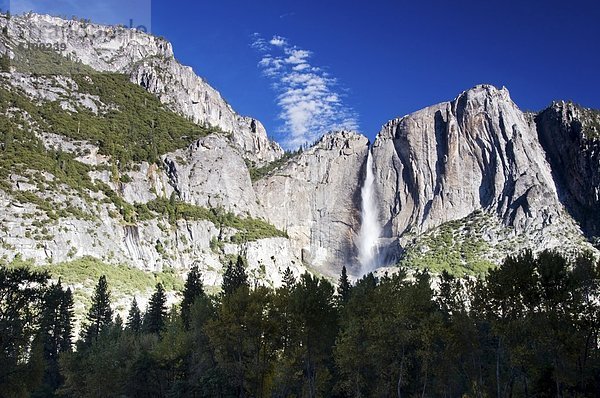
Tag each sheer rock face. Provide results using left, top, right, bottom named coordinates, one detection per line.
left=536, top=102, right=600, bottom=240
left=255, top=131, right=369, bottom=276
left=1, top=13, right=282, bottom=164
left=372, top=85, right=583, bottom=254
left=163, top=135, right=262, bottom=217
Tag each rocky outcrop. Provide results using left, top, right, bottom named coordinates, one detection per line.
left=0, top=128, right=300, bottom=286
left=0, top=13, right=283, bottom=164
left=223, top=238, right=306, bottom=287
left=120, top=162, right=174, bottom=205
left=536, top=102, right=600, bottom=241
left=372, top=85, right=585, bottom=256
left=0, top=186, right=302, bottom=287
left=129, top=58, right=283, bottom=164
left=255, top=131, right=369, bottom=276
left=163, top=134, right=262, bottom=216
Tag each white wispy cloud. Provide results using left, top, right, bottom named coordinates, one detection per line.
left=252, top=33, right=359, bottom=150
left=269, top=36, right=287, bottom=47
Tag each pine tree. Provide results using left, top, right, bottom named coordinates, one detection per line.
left=113, top=314, right=124, bottom=333
left=289, top=273, right=338, bottom=396
left=222, top=255, right=249, bottom=296
left=83, top=275, right=113, bottom=344
left=337, top=266, right=352, bottom=305
left=38, top=281, right=63, bottom=391
left=126, top=297, right=142, bottom=334
left=168, top=191, right=177, bottom=222
left=0, top=267, right=48, bottom=395
left=3, top=127, right=13, bottom=152
left=181, top=265, right=204, bottom=329
left=282, top=266, right=296, bottom=289
left=30, top=280, right=74, bottom=396
left=144, top=283, right=167, bottom=335
left=40, top=281, right=63, bottom=357
left=59, top=286, right=74, bottom=353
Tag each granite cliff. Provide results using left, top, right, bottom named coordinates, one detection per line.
left=536, top=102, right=600, bottom=242
left=0, top=13, right=598, bottom=291
left=370, top=85, right=592, bottom=274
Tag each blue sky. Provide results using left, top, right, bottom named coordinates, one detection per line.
left=5, top=0, right=600, bottom=148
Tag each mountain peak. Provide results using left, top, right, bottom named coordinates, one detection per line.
left=315, top=130, right=368, bottom=149
left=454, top=84, right=512, bottom=107
left=372, top=84, right=590, bottom=265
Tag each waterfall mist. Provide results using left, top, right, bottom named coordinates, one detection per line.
left=357, top=149, right=382, bottom=274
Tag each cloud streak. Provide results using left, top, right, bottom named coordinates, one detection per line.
left=252, top=34, right=358, bottom=150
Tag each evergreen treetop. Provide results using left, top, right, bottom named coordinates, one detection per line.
left=337, top=265, right=352, bottom=305
left=144, top=283, right=167, bottom=335
left=181, top=264, right=204, bottom=329
left=126, top=297, right=142, bottom=334
left=222, top=255, right=249, bottom=296
left=83, top=275, right=112, bottom=344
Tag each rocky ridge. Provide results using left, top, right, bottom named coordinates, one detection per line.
left=0, top=12, right=282, bottom=164
left=0, top=13, right=301, bottom=290
left=0, top=12, right=598, bottom=288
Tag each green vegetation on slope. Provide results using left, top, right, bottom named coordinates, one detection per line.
left=11, top=46, right=96, bottom=76
left=3, top=255, right=183, bottom=294
left=46, top=256, right=183, bottom=293
left=64, top=72, right=210, bottom=164
left=0, top=78, right=286, bottom=240
left=136, top=196, right=288, bottom=243
left=1, top=255, right=183, bottom=319
left=0, top=82, right=102, bottom=219
left=399, top=211, right=495, bottom=276
left=245, top=149, right=302, bottom=182
left=0, top=48, right=207, bottom=221
left=4, top=44, right=213, bottom=166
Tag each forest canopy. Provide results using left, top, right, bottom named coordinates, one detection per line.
left=1, top=250, right=599, bottom=397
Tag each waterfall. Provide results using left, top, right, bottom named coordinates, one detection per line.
left=357, top=149, right=381, bottom=274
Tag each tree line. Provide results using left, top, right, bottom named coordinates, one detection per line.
left=1, top=250, right=599, bottom=397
